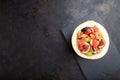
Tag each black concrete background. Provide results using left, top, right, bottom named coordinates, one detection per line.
left=0, top=0, right=120, bottom=80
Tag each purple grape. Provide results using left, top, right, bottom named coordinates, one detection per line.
left=81, top=27, right=90, bottom=32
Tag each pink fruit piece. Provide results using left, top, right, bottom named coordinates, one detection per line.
left=78, top=43, right=90, bottom=53
left=84, top=28, right=91, bottom=35
left=93, top=46, right=101, bottom=54
left=90, top=39, right=99, bottom=47
left=77, top=38, right=85, bottom=45
left=98, top=38, right=105, bottom=48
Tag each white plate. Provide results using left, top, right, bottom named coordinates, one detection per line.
left=71, top=20, right=110, bottom=60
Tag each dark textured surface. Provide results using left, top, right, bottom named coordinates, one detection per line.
left=0, top=0, right=120, bottom=80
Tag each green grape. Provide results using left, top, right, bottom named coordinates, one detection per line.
left=84, top=37, right=90, bottom=42
left=86, top=52, right=93, bottom=56
left=99, top=31, right=103, bottom=38
left=90, top=46, right=93, bottom=53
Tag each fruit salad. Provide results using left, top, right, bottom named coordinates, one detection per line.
left=77, top=25, right=105, bottom=56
